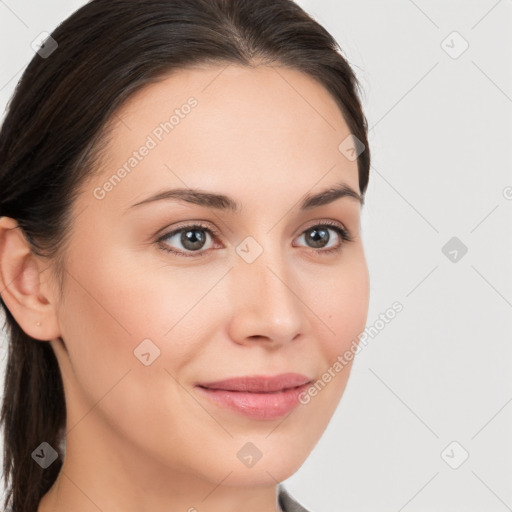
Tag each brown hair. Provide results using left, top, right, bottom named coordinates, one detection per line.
left=0, top=1, right=370, bottom=510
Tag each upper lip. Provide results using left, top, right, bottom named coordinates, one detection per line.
left=197, top=373, right=312, bottom=393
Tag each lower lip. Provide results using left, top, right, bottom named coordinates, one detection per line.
left=195, top=383, right=311, bottom=420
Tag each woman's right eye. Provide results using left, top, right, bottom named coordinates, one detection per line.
left=156, top=223, right=218, bottom=258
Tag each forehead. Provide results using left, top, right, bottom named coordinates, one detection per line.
left=85, top=64, right=359, bottom=212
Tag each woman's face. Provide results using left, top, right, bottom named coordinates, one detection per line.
left=48, top=64, right=369, bottom=492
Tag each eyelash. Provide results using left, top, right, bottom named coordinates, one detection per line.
left=155, top=220, right=354, bottom=258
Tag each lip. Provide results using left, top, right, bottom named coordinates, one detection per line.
left=198, top=373, right=312, bottom=392
left=195, top=373, right=312, bottom=420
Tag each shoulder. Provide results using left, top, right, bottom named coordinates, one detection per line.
left=278, top=484, right=313, bottom=512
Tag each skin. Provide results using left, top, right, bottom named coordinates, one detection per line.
left=0, top=63, right=370, bottom=512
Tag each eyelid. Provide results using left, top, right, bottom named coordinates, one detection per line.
left=155, top=218, right=353, bottom=257
left=155, top=220, right=220, bottom=239
left=298, top=218, right=348, bottom=236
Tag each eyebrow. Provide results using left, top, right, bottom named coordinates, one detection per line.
left=125, top=181, right=363, bottom=214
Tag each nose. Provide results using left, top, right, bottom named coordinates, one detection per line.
left=226, top=247, right=310, bottom=348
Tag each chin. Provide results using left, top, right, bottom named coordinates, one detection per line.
left=216, top=461, right=305, bottom=487
left=215, top=435, right=315, bottom=487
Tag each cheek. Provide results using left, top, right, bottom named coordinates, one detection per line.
left=57, top=245, right=219, bottom=405
left=312, top=254, right=370, bottom=361
left=56, top=252, right=212, bottom=461
left=63, top=242, right=204, bottom=339
left=298, top=261, right=369, bottom=431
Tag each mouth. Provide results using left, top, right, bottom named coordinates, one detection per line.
left=195, top=373, right=313, bottom=420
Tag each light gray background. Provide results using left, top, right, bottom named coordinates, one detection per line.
left=1, top=1, right=511, bottom=511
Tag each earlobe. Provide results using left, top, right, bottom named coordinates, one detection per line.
left=0, top=216, right=61, bottom=341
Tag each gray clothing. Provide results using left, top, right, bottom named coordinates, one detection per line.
left=278, top=484, right=311, bottom=512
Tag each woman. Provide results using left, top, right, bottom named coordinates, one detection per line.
left=0, top=1, right=371, bottom=511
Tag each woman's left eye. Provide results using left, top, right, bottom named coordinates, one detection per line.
left=156, top=221, right=353, bottom=258
left=294, top=223, right=353, bottom=254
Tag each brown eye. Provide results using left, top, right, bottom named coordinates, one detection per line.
left=177, top=228, right=208, bottom=251
left=294, top=222, right=353, bottom=255
left=157, top=223, right=217, bottom=257
left=304, top=226, right=331, bottom=248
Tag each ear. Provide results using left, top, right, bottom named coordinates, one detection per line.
left=0, top=216, right=61, bottom=341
